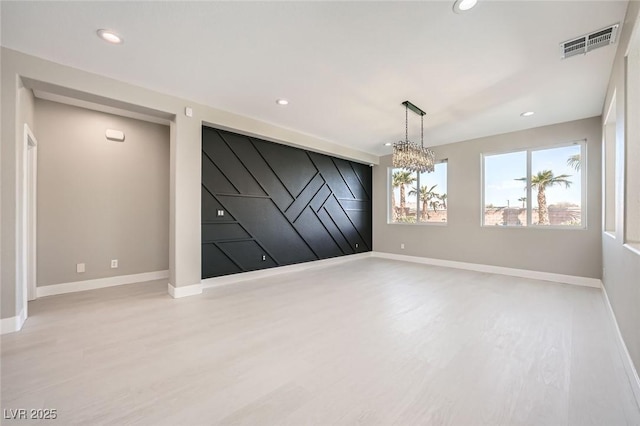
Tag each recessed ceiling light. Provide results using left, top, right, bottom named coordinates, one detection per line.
left=384, top=142, right=392, bottom=146
left=97, top=29, right=123, bottom=44
left=276, top=99, right=289, bottom=106
left=520, top=111, right=535, bottom=117
left=453, top=0, right=478, bottom=13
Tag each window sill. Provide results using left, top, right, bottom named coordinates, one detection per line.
left=387, top=222, right=448, bottom=227
left=481, top=224, right=587, bottom=231
left=623, top=243, right=640, bottom=256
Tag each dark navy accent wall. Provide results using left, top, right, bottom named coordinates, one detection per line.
left=201, top=126, right=372, bottom=279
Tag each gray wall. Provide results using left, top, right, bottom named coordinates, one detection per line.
left=373, top=116, right=602, bottom=278
left=601, top=1, right=640, bottom=377
left=1, top=84, right=36, bottom=315
left=34, top=99, right=170, bottom=286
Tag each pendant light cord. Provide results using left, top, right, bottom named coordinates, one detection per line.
left=405, top=103, right=409, bottom=143
left=421, top=114, right=424, bottom=148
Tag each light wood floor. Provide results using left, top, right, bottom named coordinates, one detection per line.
left=2, top=257, right=639, bottom=425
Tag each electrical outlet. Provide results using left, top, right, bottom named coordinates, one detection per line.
left=355, top=243, right=359, bottom=248
left=262, top=255, right=266, bottom=261
left=401, top=243, right=405, bottom=249
left=111, top=259, right=118, bottom=269
left=77, top=263, right=85, bottom=273
left=217, top=210, right=225, bottom=217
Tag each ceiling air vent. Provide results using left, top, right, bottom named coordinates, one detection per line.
left=560, top=23, right=620, bottom=59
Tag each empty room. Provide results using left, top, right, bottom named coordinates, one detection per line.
left=1, top=1, right=639, bottom=425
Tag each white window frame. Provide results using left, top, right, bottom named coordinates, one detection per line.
left=387, top=160, right=448, bottom=226
left=481, top=140, right=587, bottom=229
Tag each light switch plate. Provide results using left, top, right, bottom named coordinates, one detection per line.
left=77, top=263, right=85, bottom=273
left=217, top=210, right=224, bottom=217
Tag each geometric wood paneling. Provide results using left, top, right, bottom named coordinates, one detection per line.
left=201, top=126, right=372, bottom=279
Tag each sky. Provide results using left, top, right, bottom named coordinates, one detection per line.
left=484, top=144, right=582, bottom=207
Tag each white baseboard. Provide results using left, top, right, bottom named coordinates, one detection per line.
left=37, top=270, right=170, bottom=297
left=202, top=252, right=372, bottom=289
left=371, top=252, right=602, bottom=288
left=602, top=285, right=640, bottom=408
left=168, top=282, right=203, bottom=298
left=1, top=307, right=26, bottom=335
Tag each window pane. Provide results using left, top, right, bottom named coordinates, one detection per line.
left=390, top=168, right=417, bottom=223
left=531, top=145, right=582, bottom=226
left=604, top=117, right=616, bottom=233
left=484, top=151, right=527, bottom=226
left=418, top=162, right=447, bottom=223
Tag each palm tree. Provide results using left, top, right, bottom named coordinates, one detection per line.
left=393, top=171, right=416, bottom=219
left=439, top=193, right=447, bottom=209
left=409, top=184, right=438, bottom=220
left=430, top=199, right=441, bottom=212
left=567, top=153, right=581, bottom=171
left=518, top=197, right=527, bottom=208
left=516, top=170, right=572, bottom=225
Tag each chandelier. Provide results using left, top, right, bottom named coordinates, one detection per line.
left=392, top=101, right=435, bottom=173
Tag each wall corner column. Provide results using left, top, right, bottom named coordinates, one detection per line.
left=168, top=111, right=202, bottom=297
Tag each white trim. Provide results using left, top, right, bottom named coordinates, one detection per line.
left=623, top=243, right=640, bottom=256
left=167, top=282, right=203, bottom=298
left=601, top=284, right=640, bottom=408
left=26, top=125, right=38, bottom=302
left=17, top=124, right=38, bottom=324
left=371, top=252, right=602, bottom=288
left=1, top=308, right=27, bottom=335
left=202, top=252, right=372, bottom=289
left=36, top=270, right=169, bottom=297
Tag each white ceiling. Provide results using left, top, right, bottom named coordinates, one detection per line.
left=1, top=1, right=628, bottom=156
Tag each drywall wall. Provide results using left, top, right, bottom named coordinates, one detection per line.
left=373, top=117, right=602, bottom=278
left=601, top=1, right=640, bottom=380
left=202, top=126, right=371, bottom=278
left=1, top=83, right=36, bottom=318
left=0, top=47, right=377, bottom=320
left=34, top=98, right=169, bottom=286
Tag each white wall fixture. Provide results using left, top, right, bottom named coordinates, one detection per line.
left=105, top=129, right=125, bottom=142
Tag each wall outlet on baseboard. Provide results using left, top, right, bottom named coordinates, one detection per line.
left=355, top=243, right=359, bottom=249
left=401, top=243, right=405, bottom=250
left=111, top=259, right=118, bottom=269
left=76, top=263, right=85, bottom=273
left=261, top=255, right=266, bottom=261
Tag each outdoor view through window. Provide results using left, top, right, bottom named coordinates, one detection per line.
left=483, top=143, right=584, bottom=227
left=389, top=161, right=447, bottom=224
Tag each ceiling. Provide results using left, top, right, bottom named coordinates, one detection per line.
left=1, top=1, right=628, bottom=156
